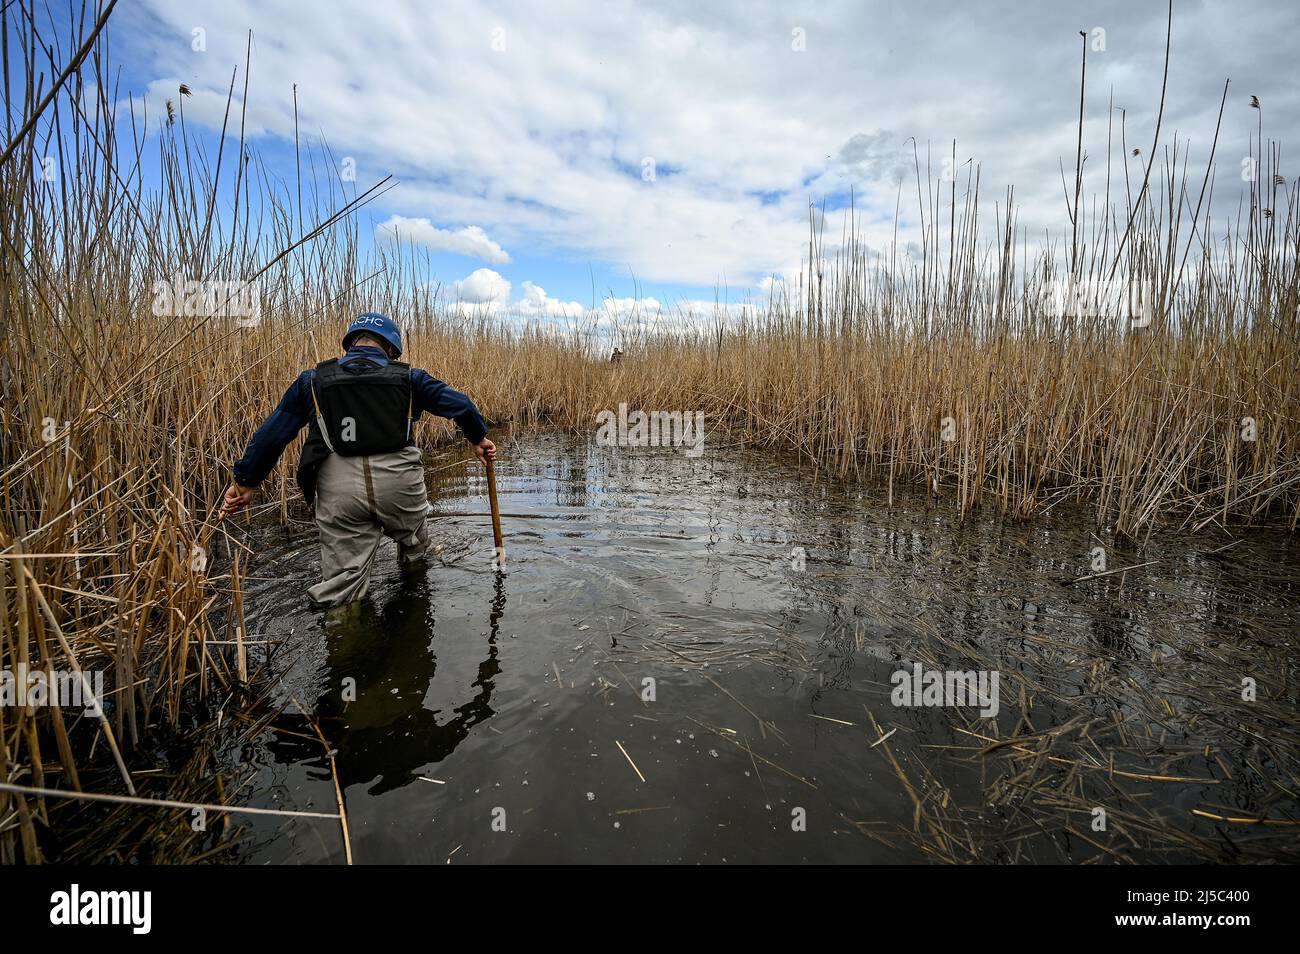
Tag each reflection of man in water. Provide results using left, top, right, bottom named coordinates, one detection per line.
left=272, top=571, right=505, bottom=796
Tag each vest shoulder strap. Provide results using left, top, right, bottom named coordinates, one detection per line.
left=307, top=364, right=336, bottom=453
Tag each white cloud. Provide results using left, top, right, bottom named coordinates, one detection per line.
left=450, top=268, right=511, bottom=305
left=599, top=296, right=663, bottom=319
left=126, top=78, right=280, bottom=138
left=377, top=216, right=510, bottom=264
left=757, top=275, right=794, bottom=300
left=517, top=281, right=585, bottom=318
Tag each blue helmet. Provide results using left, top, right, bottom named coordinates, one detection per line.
left=342, top=312, right=403, bottom=357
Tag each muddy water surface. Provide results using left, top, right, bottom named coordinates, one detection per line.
left=228, top=432, right=1300, bottom=863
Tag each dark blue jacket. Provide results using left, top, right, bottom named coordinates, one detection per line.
left=233, top=345, right=488, bottom=486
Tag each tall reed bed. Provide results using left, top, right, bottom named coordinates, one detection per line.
left=0, top=1, right=1295, bottom=860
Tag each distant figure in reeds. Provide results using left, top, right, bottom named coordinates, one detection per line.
left=219, top=313, right=496, bottom=606
left=610, top=347, right=624, bottom=363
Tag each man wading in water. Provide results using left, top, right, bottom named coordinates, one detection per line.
left=219, top=313, right=496, bottom=606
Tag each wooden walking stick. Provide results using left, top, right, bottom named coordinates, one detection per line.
left=485, top=456, right=504, bottom=564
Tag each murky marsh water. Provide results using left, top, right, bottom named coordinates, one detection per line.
left=224, top=432, right=1300, bottom=864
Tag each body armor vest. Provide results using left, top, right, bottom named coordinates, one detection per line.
left=295, top=356, right=414, bottom=505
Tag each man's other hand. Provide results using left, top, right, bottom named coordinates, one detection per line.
left=220, top=483, right=255, bottom=520
left=472, top=438, right=497, bottom=465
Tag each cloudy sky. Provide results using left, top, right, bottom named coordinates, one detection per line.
left=109, top=0, right=1298, bottom=317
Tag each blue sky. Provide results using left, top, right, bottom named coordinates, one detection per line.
left=51, top=0, right=1300, bottom=321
